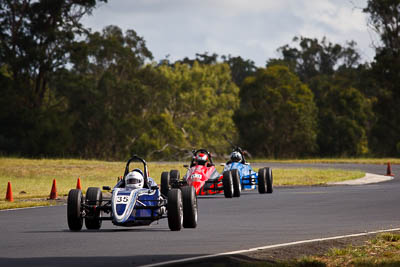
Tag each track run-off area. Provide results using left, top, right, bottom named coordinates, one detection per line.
left=0, top=163, right=399, bottom=266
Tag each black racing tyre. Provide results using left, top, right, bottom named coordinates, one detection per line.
left=170, top=170, right=180, bottom=183
left=231, top=169, right=241, bottom=198
left=161, top=171, right=170, bottom=197
left=258, top=168, right=267, bottom=194
left=265, top=167, right=273, bottom=193
left=85, top=187, right=102, bottom=230
left=67, top=189, right=83, bottom=231
left=167, top=189, right=183, bottom=231
left=222, top=171, right=234, bottom=198
left=181, top=186, right=198, bottom=228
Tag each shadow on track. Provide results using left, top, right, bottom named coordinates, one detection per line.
left=24, top=228, right=170, bottom=234
left=0, top=254, right=207, bottom=267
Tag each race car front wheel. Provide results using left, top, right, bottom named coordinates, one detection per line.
left=181, top=186, right=197, bottom=228
left=258, top=167, right=273, bottom=194
left=231, top=169, right=241, bottom=197
left=167, top=188, right=183, bottom=231
left=67, top=189, right=83, bottom=231
left=85, top=187, right=102, bottom=230
left=223, top=171, right=234, bottom=198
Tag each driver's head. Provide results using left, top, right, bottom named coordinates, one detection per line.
left=196, top=153, right=208, bottom=165
left=125, top=169, right=144, bottom=189
left=230, top=151, right=242, bottom=162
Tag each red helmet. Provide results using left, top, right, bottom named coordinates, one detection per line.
left=196, top=153, right=208, bottom=165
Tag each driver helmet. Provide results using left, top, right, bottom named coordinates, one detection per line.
left=230, top=151, right=242, bottom=162
left=196, top=153, right=208, bottom=165
left=125, top=169, right=144, bottom=189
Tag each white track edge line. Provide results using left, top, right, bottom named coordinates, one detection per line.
left=140, top=227, right=400, bottom=267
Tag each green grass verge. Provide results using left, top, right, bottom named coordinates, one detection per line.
left=0, top=157, right=364, bottom=210
left=273, top=168, right=364, bottom=186
left=220, top=233, right=400, bottom=266
left=294, top=233, right=400, bottom=267
left=252, top=158, right=400, bottom=165
left=0, top=200, right=59, bottom=210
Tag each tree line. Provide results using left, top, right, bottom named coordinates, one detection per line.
left=0, top=0, right=399, bottom=160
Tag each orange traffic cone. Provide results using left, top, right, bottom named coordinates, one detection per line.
left=49, top=179, right=58, bottom=199
left=386, top=162, right=394, bottom=176
left=76, top=177, right=82, bottom=190
left=5, top=181, right=13, bottom=202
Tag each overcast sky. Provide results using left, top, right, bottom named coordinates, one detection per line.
left=82, top=0, right=378, bottom=66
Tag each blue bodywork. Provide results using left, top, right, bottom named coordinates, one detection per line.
left=112, top=177, right=164, bottom=226
left=223, top=162, right=258, bottom=190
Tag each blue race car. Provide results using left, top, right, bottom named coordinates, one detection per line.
left=221, top=147, right=273, bottom=198
left=67, top=155, right=197, bottom=231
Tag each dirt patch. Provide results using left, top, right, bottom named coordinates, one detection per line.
left=170, top=231, right=400, bottom=266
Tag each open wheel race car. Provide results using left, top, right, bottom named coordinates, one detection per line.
left=161, top=149, right=241, bottom=198
left=67, top=155, right=198, bottom=231
left=221, top=147, right=273, bottom=195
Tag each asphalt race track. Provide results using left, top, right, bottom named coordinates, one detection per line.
left=0, top=163, right=399, bottom=266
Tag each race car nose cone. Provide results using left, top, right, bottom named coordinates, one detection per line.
left=192, top=181, right=202, bottom=194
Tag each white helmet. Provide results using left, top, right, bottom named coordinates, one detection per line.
left=230, top=151, right=242, bottom=162
left=125, top=170, right=144, bottom=189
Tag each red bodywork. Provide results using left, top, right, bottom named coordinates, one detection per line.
left=184, top=164, right=223, bottom=195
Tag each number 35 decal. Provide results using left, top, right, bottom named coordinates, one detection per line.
left=116, top=196, right=130, bottom=204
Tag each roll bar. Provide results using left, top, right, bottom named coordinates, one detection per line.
left=123, top=155, right=149, bottom=189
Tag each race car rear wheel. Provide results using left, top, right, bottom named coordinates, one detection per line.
left=222, top=171, right=234, bottom=198
left=67, top=189, right=83, bottom=231
left=167, top=188, right=183, bottom=231
left=258, top=168, right=267, bottom=194
left=161, top=171, right=170, bottom=197
left=181, top=186, right=197, bottom=228
left=85, top=187, right=102, bottom=230
left=231, top=169, right=241, bottom=197
left=170, top=170, right=180, bottom=183
left=265, top=167, right=273, bottom=193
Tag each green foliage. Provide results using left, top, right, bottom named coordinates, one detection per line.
left=363, top=0, right=400, bottom=156
left=51, top=30, right=239, bottom=159
left=380, top=233, right=400, bottom=242
left=221, top=55, right=258, bottom=86
left=1, top=0, right=399, bottom=159
left=235, top=65, right=318, bottom=158
left=269, top=36, right=375, bottom=157
left=158, top=62, right=239, bottom=157
left=0, top=0, right=106, bottom=157
left=312, top=77, right=374, bottom=156
left=51, top=26, right=155, bottom=159
left=269, top=36, right=361, bottom=83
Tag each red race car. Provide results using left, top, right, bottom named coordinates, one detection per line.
left=161, top=149, right=240, bottom=197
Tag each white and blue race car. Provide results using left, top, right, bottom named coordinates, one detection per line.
left=221, top=147, right=273, bottom=197
left=67, top=155, right=197, bottom=231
